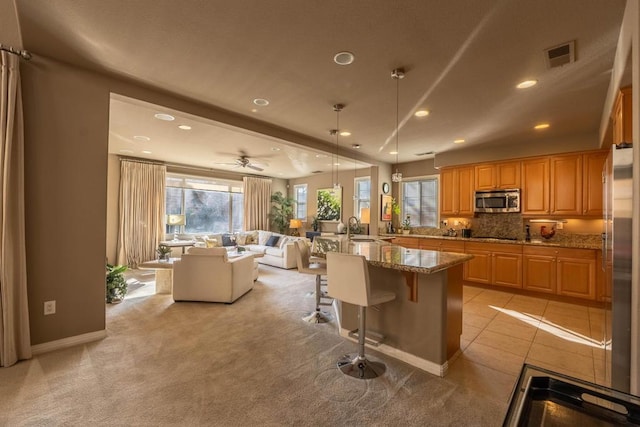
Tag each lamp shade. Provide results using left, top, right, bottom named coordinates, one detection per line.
left=360, top=207, right=370, bottom=224
left=167, top=214, right=186, bottom=226
left=289, top=219, right=303, bottom=228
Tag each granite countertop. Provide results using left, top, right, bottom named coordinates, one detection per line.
left=312, top=237, right=473, bottom=275
left=379, top=233, right=602, bottom=250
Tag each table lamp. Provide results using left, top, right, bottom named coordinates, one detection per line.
left=289, top=218, right=302, bottom=236
left=167, top=214, right=186, bottom=240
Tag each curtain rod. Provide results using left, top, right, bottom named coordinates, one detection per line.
left=0, top=44, right=32, bottom=60
left=118, top=156, right=165, bottom=166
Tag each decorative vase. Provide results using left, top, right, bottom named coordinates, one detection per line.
left=336, top=220, right=345, bottom=234
left=402, top=229, right=410, bottom=235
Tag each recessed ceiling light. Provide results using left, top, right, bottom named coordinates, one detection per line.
left=133, top=135, right=151, bottom=142
left=454, top=139, right=465, bottom=144
left=315, top=154, right=328, bottom=158
left=154, top=113, right=175, bottom=121
left=270, top=147, right=281, bottom=151
left=339, top=131, right=351, bottom=137
left=142, top=150, right=152, bottom=154
left=178, top=125, right=191, bottom=130
left=333, top=51, right=355, bottom=65
left=414, top=110, right=430, bottom=117
left=517, top=80, right=538, bottom=89
left=352, top=144, right=361, bottom=149
left=253, top=98, right=269, bottom=106
left=389, top=151, right=398, bottom=155
left=251, top=108, right=258, bottom=113
left=534, top=123, right=550, bottom=130
left=333, top=162, right=341, bottom=166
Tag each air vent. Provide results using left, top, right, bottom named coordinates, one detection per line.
left=415, top=151, right=435, bottom=156
left=544, top=40, right=575, bottom=68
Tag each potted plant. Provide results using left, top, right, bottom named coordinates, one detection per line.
left=402, top=215, right=411, bottom=234
left=106, top=263, right=128, bottom=303
left=311, top=216, right=319, bottom=232
left=157, top=244, right=172, bottom=260
left=269, top=191, right=296, bottom=234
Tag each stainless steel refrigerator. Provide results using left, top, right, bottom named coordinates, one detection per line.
left=603, top=142, right=634, bottom=393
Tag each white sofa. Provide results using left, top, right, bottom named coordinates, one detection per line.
left=172, top=247, right=254, bottom=303
left=240, top=230, right=306, bottom=269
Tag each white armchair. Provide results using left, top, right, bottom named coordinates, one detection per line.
left=172, top=247, right=254, bottom=303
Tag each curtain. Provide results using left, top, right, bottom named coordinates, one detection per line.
left=116, top=160, right=166, bottom=268
left=0, top=51, right=31, bottom=367
left=243, top=177, right=271, bottom=231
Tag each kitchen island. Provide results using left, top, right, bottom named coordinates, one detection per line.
left=313, top=237, right=473, bottom=377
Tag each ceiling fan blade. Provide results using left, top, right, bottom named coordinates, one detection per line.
left=247, top=164, right=264, bottom=171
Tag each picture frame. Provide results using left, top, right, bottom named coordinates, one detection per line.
left=381, top=194, right=393, bottom=221
left=316, top=187, right=342, bottom=221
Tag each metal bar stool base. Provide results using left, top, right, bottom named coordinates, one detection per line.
left=302, top=310, right=332, bottom=323
left=337, top=354, right=386, bottom=379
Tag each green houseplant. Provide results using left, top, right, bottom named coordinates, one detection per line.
left=156, top=244, right=172, bottom=260
left=106, top=263, right=128, bottom=303
left=402, top=215, right=411, bottom=234
left=269, top=191, right=296, bottom=234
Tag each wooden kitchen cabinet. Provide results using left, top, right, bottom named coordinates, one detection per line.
left=523, top=246, right=596, bottom=300
left=464, top=242, right=522, bottom=288
left=440, top=166, right=474, bottom=217
left=419, top=239, right=465, bottom=253
left=550, top=153, right=582, bottom=216
left=582, top=150, right=607, bottom=217
left=474, top=161, right=521, bottom=190
left=612, top=86, right=632, bottom=145
left=391, top=236, right=420, bottom=249
left=521, top=157, right=550, bottom=215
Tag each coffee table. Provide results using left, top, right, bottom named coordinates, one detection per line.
left=138, top=258, right=177, bottom=294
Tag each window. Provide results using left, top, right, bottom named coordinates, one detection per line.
left=354, top=177, right=371, bottom=218
left=293, top=184, right=307, bottom=219
left=166, top=174, right=243, bottom=234
left=401, top=176, right=439, bottom=227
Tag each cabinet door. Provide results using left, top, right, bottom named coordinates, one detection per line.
left=474, top=164, right=496, bottom=190
left=419, top=239, right=441, bottom=251
left=612, top=86, right=632, bottom=144
left=393, top=237, right=420, bottom=249
left=463, top=248, right=491, bottom=284
left=457, top=166, right=475, bottom=216
left=556, top=249, right=596, bottom=300
left=523, top=253, right=557, bottom=294
left=440, top=241, right=465, bottom=253
left=521, top=157, right=550, bottom=215
left=582, top=151, right=607, bottom=217
left=492, top=251, right=523, bottom=288
left=497, top=161, right=521, bottom=189
left=440, top=168, right=457, bottom=216
left=550, top=154, right=582, bottom=216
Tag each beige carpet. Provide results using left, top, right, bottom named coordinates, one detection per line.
left=0, top=265, right=513, bottom=426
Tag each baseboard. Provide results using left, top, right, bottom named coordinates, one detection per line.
left=339, top=327, right=449, bottom=377
left=31, top=330, right=107, bottom=356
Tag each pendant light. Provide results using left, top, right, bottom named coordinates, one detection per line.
left=332, top=103, right=344, bottom=190
left=391, top=68, right=405, bottom=183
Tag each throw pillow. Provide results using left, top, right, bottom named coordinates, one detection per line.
left=247, top=231, right=259, bottom=244
left=265, top=235, right=280, bottom=247
left=222, top=234, right=237, bottom=247
left=278, top=236, right=291, bottom=249
left=258, top=230, right=272, bottom=246
left=205, top=238, right=217, bottom=248
left=235, top=233, right=248, bottom=245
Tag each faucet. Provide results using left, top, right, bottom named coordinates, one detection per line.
left=346, top=216, right=359, bottom=240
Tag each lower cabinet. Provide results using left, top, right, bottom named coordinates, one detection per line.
left=391, top=237, right=420, bottom=249
left=419, top=239, right=465, bottom=253
left=464, top=242, right=522, bottom=289
left=523, top=246, right=596, bottom=300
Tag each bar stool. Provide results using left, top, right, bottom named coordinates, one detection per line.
left=326, top=252, right=396, bottom=379
left=295, top=240, right=332, bottom=323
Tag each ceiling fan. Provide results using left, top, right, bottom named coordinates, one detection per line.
left=214, top=153, right=266, bottom=171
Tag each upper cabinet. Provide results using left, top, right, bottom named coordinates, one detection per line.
left=521, top=157, right=550, bottom=215
left=440, top=166, right=474, bottom=217
left=612, top=86, right=632, bottom=145
left=474, top=161, right=521, bottom=190
left=582, top=151, right=608, bottom=217
left=550, top=153, right=582, bottom=216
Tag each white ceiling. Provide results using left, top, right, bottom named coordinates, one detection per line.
left=14, top=0, right=627, bottom=178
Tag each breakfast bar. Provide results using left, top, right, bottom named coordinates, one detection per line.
left=313, top=237, right=473, bottom=377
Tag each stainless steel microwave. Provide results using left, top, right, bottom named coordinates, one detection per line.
left=474, top=189, right=520, bottom=213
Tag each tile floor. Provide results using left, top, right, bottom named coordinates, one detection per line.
left=460, top=285, right=610, bottom=387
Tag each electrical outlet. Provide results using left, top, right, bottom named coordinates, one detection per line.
left=454, top=220, right=460, bottom=226
left=44, top=300, right=56, bottom=315
left=442, top=220, right=448, bottom=227
left=556, top=221, right=564, bottom=230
